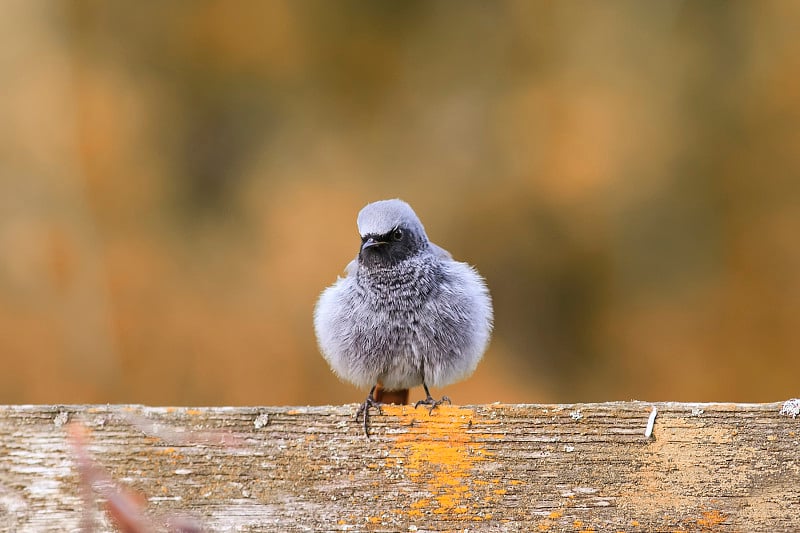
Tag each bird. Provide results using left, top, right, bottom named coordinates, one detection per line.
left=314, top=199, right=493, bottom=436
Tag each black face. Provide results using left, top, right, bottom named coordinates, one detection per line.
left=358, top=226, right=423, bottom=267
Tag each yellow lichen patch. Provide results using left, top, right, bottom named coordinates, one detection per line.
left=154, top=447, right=176, bottom=455
left=536, top=509, right=566, bottom=532
left=697, top=510, right=726, bottom=528
left=185, top=409, right=202, bottom=416
left=435, top=486, right=469, bottom=510
left=382, top=404, right=503, bottom=521
left=410, top=499, right=430, bottom=510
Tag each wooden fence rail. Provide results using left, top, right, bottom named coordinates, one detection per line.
left=1, top=402, right=799, bottom=532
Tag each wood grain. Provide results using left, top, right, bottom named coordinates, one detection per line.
left=0, top=402, right=798, bottom=532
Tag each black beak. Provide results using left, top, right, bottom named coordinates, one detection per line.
left=361, top=237, right=386, bottom=251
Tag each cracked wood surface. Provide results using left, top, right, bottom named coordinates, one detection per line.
left=0, top=402, right=798, bottom=532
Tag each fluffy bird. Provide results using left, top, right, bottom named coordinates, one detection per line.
left=314, top=199, right=493, bottom=436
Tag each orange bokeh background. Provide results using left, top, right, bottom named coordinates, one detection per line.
left=1, top=2, right=799, bottom=406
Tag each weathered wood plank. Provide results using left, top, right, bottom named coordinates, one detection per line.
left=0, top=402, right=798, bottom=532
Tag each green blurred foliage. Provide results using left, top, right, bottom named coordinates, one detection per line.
left=1, top=1, right=798, bottom=405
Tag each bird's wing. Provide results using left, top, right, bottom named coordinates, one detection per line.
left=429, top=242, right=454, bottom=261
left=343, top=257, right=358, bottom=277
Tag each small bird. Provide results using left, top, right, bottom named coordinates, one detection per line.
left=314, top=199, right=493, bottom=436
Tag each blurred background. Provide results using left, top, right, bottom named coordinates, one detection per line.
left=1, top=1, right=798, bottom=406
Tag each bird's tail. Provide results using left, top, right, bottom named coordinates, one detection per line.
left=374, top=382, right=409, bottom=405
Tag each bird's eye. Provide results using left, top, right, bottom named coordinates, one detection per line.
left=392, top=228, right=404, bottom=241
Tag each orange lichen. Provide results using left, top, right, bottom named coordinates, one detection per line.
left=549, top=510, right=564, bottom=519
left=382, top=404, right=506, bottom=522
left=154, top=447, right=176, bottom=455
left=697, top=510, right=726, bottom=528
left=410, top=499, right=430, bottom=509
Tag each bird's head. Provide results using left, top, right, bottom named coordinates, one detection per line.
left=356, top=199, right=429, bottom=267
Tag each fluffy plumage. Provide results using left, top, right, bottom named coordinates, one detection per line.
left=314, top=199, right=493, bottom=401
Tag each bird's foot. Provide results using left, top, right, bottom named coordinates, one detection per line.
left=414, top=395, right=451, bottom=414
left=355, top=395, right=384, bottom=438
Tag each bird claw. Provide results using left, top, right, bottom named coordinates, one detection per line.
left=414, top=395, right=451, bottom=414
left=355, top=396, right=383, bottom=438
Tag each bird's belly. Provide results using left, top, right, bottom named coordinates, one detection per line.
left=378, top=357, right=423, bottom=390
left=370, top=328, right=425, bottom=390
